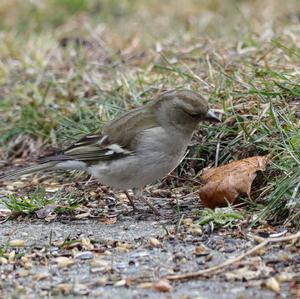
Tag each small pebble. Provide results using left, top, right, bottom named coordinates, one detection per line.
left=194, top=244, right=208, bottom=256
left=0, top=257, right=8, bottom=264
left=33, top=272, right=50, bottom=281
left=74, top=251, right=94, bottom=260
left=54, top=257, right=75, bottom=268
left=9, top=239, right=25, bottom=247
left=8, top=250, right=15, bottom=261
left=73, top=284, right=89, bottom=295
left=277, top=272, right=295, bottom=282
left=130, top=251, right=149, bottom=258
left=18, top=269, right=30, bottom=277
left=265, top=277, right=280, bottom=293
left=149, top=237, right=161, bottom=247
left=114, top=279, right=126, bottom=287
left=152, top=279, right=172, bottom=292
left=183, top=218, right=193, bottom=225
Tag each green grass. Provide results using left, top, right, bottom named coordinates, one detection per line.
left=198, top=208, right=245, bottom=228
left=1, top=187, right=81, bottom=217
left=2, top=187, right=49, bottom=215
left=0, top=0, right=299, bottom=226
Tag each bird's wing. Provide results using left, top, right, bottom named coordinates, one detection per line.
left=61, top=133, right=132, bottom=163
left=41, top=104, right=157, bottom=165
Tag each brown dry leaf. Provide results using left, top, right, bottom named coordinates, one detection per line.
left=199, top=156, right=270, bottom=208
left=100, top=216, right=117, bottom=224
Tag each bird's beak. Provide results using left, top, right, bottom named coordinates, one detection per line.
left=205, top=110, right=221, bottom=123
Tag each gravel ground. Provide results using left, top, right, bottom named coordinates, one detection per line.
left=1, top=205, right=299, bottom=298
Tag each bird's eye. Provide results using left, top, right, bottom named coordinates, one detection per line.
left=185, top=111, right=201, bottom=118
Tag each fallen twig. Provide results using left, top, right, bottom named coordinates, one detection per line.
left=164, top=231, right=300, bottom=281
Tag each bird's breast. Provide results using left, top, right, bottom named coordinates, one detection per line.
left=88, top=127, right=192, bottom=189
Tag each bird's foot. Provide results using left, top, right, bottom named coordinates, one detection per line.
left=140, top=196, right=160, bottom=216
left=124, top=190, right=160, bottom=216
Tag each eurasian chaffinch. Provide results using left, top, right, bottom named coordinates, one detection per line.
left=1, top=89, right=220, bottom=214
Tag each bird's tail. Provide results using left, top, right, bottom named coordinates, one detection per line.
left=0, top=161, right=58, bottom=180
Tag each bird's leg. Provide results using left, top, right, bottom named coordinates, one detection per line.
left=124, top=190, right=137, bottom=211
left=133, top=188, right=160, bottom=216
left=140, top=197, right=160, bottom=216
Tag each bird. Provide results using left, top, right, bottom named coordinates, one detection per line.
left=0, top=89, right=220, bottom=215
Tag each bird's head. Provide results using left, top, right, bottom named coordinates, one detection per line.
left=154, top=89, right=220, bottom=131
